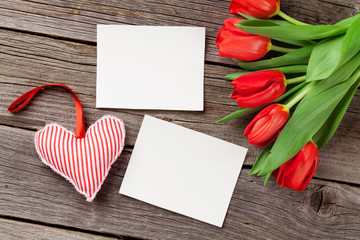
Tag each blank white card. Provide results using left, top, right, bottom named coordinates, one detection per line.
left=120, top=115, right=247, bottom=227
left=96, top=25, right=205, bottom=110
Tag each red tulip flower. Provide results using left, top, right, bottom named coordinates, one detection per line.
left=230, top=70, right=286, bottom=108
left=272, top=141, right=319, bottom=191
left=229, top=0, right=280, bottom=19
left=244, top=104, right=289, bottom=147
left=216, top=18, right=271, bottom=61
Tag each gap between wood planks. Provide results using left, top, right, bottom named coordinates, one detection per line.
left=0, top=215, right=136, bottom=240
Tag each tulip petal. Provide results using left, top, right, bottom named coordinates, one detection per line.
left=230, top=90, right=240, bottom=99
left=232, top=70, right=285, bottom=96
left=224, top=18, right=252, bottom=36
left=236, top=82, right=285, bottom=108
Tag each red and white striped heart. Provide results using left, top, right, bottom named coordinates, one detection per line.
left=34, top=115, right=125, bottom=202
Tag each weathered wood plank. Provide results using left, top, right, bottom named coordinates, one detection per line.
left=0, top=218, right=120, bottom=240
left=0, top=0, right=358, bottom=65
left=0, top=29, right=359, bottom=184
left=0, top=125, right=359, bottom=240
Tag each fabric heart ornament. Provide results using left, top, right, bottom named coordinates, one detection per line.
left=8, top=84, right=125, bottom=202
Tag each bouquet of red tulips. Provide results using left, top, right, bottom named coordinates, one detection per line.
left=216, top=0, right=360, bottom=191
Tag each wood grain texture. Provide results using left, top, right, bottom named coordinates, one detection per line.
left=1, top=124, right=360, bottom=240
left=0, top=0, right=359, bottom=65
left=0, top=28, right=359, bottom=184
left=0, top=218, right=120, bottom=240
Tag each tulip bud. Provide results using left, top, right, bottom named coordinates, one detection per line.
left=216, top=18, right=271, bottom=61
left=230, top=70, right=286, bottom=108
left=244, top=104, right=289, bottom=147
left=272, top=141, right=319, bottom=191
left=229, top=0, right=280, bottom=19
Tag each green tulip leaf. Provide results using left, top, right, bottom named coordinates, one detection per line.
left=263, top=173, right=272, bottom=186
left=216, top=106, right=262, bottom=123
left=260, top=20, right=313, bottom=46
left=235, top=16, right=311, bottom=46
left=225, top=65, right=308, bottom=80
left=313, top=77, right=360, bottom=149
left=249, top=144, right=273, bottom=175
left=300, top=52, right=360, bottom=107
left=236, top=20, right=348, bottom=40
left=307, top=17, right=360, bottom=81
left=306, top=35, right=345, bottom=81
left=258, top=68, right=360, bottom=175
left=339, top=17, right=360, bottom=66
left=237, top=12, right=294, bottom=26
left=237, top=45, right=314, bottom=70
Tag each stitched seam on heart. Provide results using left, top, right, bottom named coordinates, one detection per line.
left=34, top=115, right=126, bottom=202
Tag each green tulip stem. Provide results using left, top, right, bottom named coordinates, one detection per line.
left=284, top=82, right=316, bottom=110
left=270, top=45, right=298, bottom=53
left=277, top=10, right=309, bottom=26
left=286, top=75, right=306, bottom=85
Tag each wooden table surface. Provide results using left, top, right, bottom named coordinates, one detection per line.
left=1, top=0, right=360, bottom=239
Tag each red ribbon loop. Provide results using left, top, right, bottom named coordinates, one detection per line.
left=8, top=84, right=86, bottom=138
